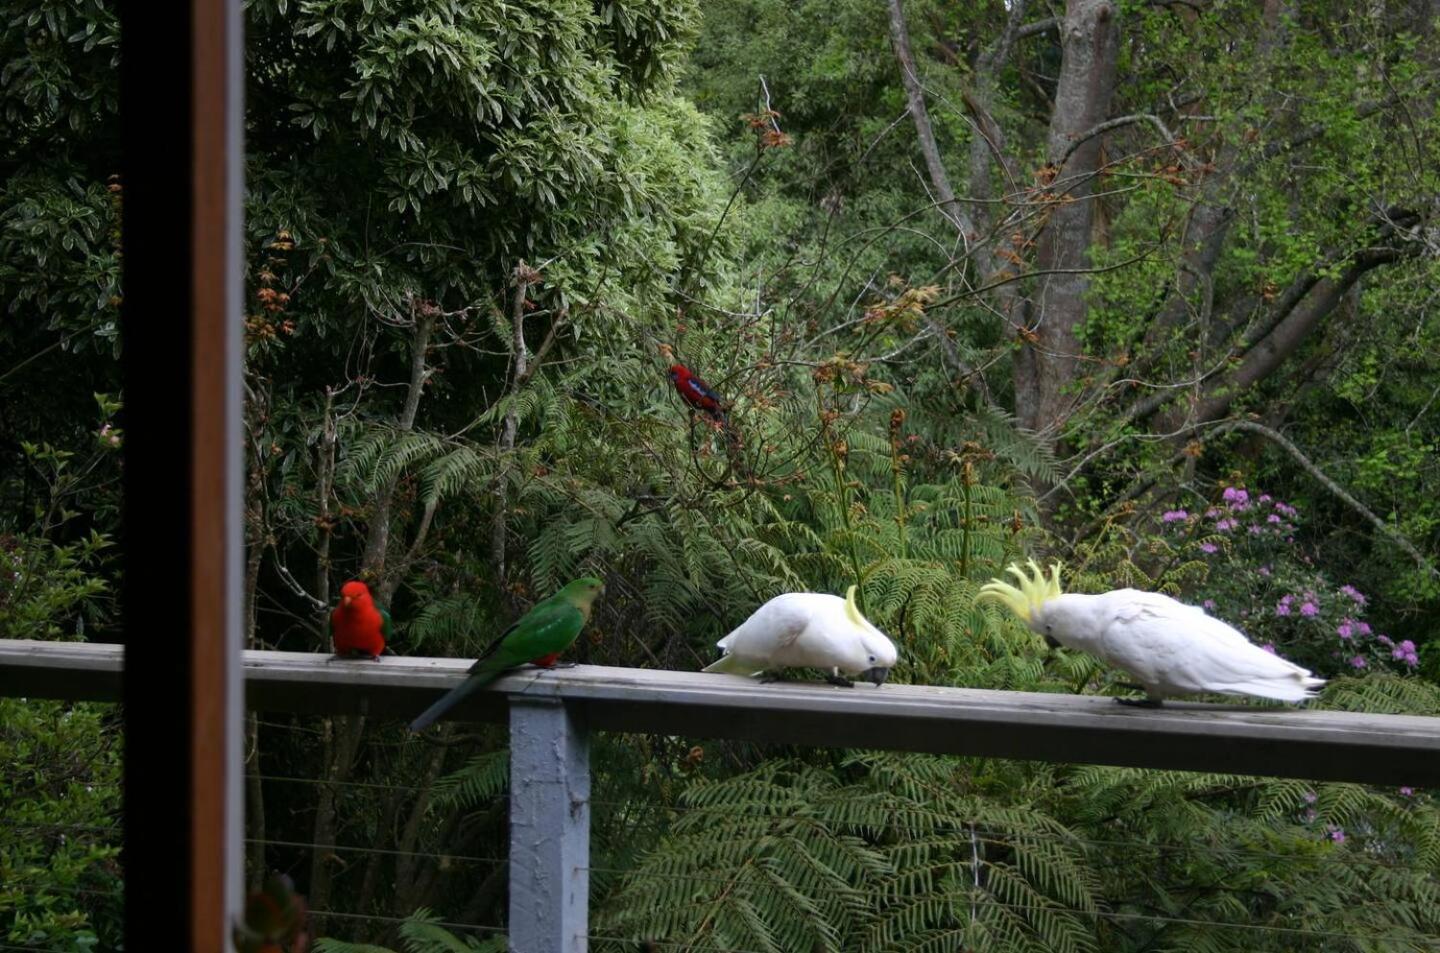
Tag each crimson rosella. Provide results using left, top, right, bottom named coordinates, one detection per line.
left=668, top=363, right=728, bottom=424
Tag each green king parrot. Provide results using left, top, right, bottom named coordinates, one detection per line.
left=407, top=576, right=603, bottom=732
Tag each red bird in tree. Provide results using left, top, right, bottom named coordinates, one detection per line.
left=329, top=579, right=390, bottom=661
left=668, top=363, right=728, bottom=424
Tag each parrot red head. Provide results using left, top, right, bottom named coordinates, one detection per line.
left=668, top=363, right=688, bottom=381
left=339, top=579, right=371, bottom=608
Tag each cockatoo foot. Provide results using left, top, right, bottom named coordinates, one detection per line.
left=825, top=673, right=855, bottom=688
left=1115, top=696, right=1163, bottom=708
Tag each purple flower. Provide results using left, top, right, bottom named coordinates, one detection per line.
left=1203, top=599, right=1216, bottom=610
left=1215, top=517, right=1238, bottom=532
left=1399, top=787, right=1415, bottom=797
left=1275, top=603, right=1291, bottom=616
left=1377, top=634, right=1393, bottom=647
left=1303, top=790, right=1318, bottom=804
left=1259, top=494, right=1273, bottom=503
left=1266, top=513, right=1282, bottom=523
left=1358, top=622, right=1372, bottom=636
left=1300, top=602, right=1318, bottom=617
left=1260, top=643, right=1276, bottom=654
left=1200, top=542, right=1218, bottom=554
left=1337, top=622, right=1353, bottom=640
left=1161, top=509, right=1189, bottom=523
left=1249, top=525, right=1262, bottom=534
left=1328, top=828, right=1346, bottom=844
left=1222, top=487, right=1250, bottom=505
left=1205, top=507, right=1221, bottom=518
left=1350, top=655, right=1368, bottom=669
left=1258, top=565, right=1272, bottom=577
left=1303, top=808, right=1317, bottom=823
left=1339, top=585, right=1366, bottom=605
left=1393, top=640, right=1420, bottom=667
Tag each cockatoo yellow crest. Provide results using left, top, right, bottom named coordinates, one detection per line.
left=843, top=585, right=865, bottom=628
left=976, top=559, right=1063, bottom=621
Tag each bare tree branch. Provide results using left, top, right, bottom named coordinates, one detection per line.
left=1181, top=246, right=1407, bottom=426
left=1016, top=16, right=1060, bottom=40
left=887, top=0, right=974, bottom=238
left=1055, top=112, right=1191, bottom=171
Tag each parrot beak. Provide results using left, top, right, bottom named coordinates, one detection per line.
left=342, top=595, right=353, bottom=607
left=861, top=666, right=890, bottom=686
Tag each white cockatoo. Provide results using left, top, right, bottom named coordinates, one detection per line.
left=979, top=560, right=1325, bottom=706
left=703, top=586, right=899, bottom=686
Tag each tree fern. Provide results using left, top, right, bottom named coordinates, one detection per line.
left=312, top=909, right=506, bottom=953
left=430, top=750, right=509, bottom=814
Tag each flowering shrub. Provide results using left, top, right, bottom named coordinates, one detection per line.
left=1160, top=486, right=1419, bottom=677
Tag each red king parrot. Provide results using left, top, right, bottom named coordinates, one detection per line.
left=668, top=363, right=728, bottom=423
left=329, top=579, right=390, bottom=660
left=408, top=577, right=604, bottom=732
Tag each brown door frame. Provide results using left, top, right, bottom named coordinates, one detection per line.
left=121, top=1, right=244, bottom=949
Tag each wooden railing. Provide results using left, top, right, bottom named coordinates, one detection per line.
left=3, top=638, right=1439, bottom=951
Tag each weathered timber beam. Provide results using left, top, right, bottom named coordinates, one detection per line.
left=2, top=640, right=1437, bottom=787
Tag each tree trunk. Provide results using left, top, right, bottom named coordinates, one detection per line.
left=491, top=263, right=541, bottom=584
left=243, top=380, right=269, bottom=885
left=311, top=309, right=434, bottom=915
left=361, top=308, right=436, bottom=587
left=308, top=713, right=366, bottom=925
left=1014, top=0, right=1121, bottom=440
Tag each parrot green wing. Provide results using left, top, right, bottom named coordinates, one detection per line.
left=408, top=596, right=586, bottom=733
left=471, top=598, right=584, bottom=674
left=377, top=602, right=393, bottom=640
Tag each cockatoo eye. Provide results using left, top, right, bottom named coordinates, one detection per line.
left=868, top=655, right=876, bottom=663
left=1045, top=624, right=1053, bottom=635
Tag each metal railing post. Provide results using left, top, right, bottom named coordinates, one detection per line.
left=509, top=697, right=590, bottom=952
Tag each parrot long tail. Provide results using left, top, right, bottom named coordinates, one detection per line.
left=408, top=668, right=502, bottom=733
left=702, top=653, right=764, bottom=677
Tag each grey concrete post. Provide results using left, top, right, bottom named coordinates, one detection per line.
left=508, top=698, right=590, bottom=952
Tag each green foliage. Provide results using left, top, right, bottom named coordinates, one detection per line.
left=0, top=699, right=121, bottom=951
left=597, top=742, right=1440, bottom=952
left=312, top=908, right=506, bottom=953
left=0, top=530, right=111, bottom=641
left=4, top=0, right=1439, bottom=950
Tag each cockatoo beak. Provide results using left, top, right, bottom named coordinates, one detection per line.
left=861, top=666, right=890, bottom=686
left=1043, top=634, right=1060, bottom=649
